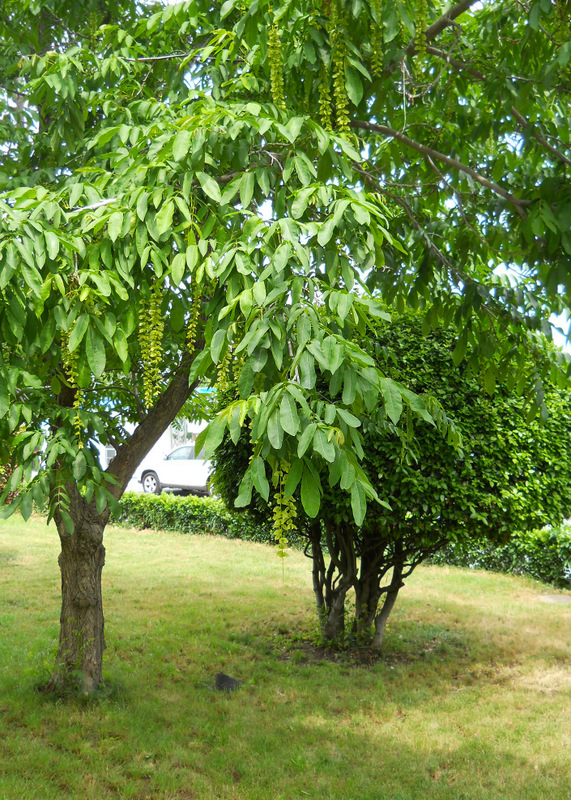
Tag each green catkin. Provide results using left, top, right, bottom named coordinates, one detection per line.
left=61, top=327, right=84, bottom=449
left=329, top=0, right=351, bottom=135
left=414, top=0, right=428, bottom=75
left=216, top=343, right=232, bottom=392
left=268, top=21, right=286, bottom=110
left=555, top=0, right=570, bottom=43
left=488, top=126, right=496, bottom=157
left=272, top=460, right=296, bottom=558
left=371, top=0, right=384, bottom=78
left=88, top=11, right=98, bottom=48
left=139, top=284, right=164, bottom=408
left=186, top=281, right=201, bottom=354
left=318, top=60, right=333, bottom=131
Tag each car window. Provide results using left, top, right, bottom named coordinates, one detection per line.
left=166, top=447, right=193, bottom=461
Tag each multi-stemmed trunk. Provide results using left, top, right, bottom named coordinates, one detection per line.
left=309, top=520, right=357, bottom=645
left=308, top=521, right=412, bottom=651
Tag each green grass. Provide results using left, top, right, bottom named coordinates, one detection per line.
left=1, top=515, right=570, bottom=800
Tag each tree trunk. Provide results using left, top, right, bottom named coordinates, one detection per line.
left=47, top=486, right=108, bottom=694
left=322, top=587, right=350, bottom=643
left=44, top=353, right=198, bottom=694
left=308, top=522, right=327, bottom=619
left=354, top=576, right=381, bottom=639
left=372, top=560, right=404, bottom=650
left=318, top=521, right=357, bottom=645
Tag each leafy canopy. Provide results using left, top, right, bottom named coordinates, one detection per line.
left=0, top=0, right=570, bottom=526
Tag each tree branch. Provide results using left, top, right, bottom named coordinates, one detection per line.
left=123, top=52, right=190, bottom=63
left=106, top=350, right=199, bottom=499
left=405, top=0, right=481, bottom=56
left=425, top=47, right=571, bottom=168
left=510, top=106, right=571, bottom=169
left=351, top=120, right=530, bottom=217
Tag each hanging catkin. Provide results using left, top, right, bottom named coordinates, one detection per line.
left=139, top=283, right=164, bottom=408
left=414, top=0, right=428, bottom=74
left=268, top=21, right=286, bottom=110
left=371, top=0, right=384, bottom=78
left=329, top=0, right=351, bottom=135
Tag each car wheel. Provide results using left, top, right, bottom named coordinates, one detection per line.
left=142, top=471, right=161, bottom=494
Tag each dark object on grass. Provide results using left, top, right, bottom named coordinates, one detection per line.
left=215, top=672, right=243, bottom=693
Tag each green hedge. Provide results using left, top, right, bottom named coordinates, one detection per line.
left=430, top=526, right=571, bottom=588
left=113, top=492, right=308, bottom=549
left=114, top=493, right=571, bottom=588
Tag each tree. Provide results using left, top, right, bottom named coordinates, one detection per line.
left=213, top=313, right=571, bottom=648
left=0, top=0, right=570, bottom=691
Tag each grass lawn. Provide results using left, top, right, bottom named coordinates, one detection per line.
left=0, top=515, right=570, bottom=800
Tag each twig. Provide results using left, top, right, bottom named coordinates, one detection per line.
left=351, top=120, right=529, bottom=217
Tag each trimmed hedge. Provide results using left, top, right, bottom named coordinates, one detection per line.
left=430, top=525, right=571, bottom=588
left=114, top=493, right=571, bottom=588
left=113, top=492, right=308, bottom=549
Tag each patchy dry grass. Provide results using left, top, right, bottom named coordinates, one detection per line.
left=0, top=515, right=570, bottom=800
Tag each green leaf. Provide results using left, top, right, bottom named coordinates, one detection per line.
left=291, top=187, right=315, bottom=219
left=20, top=492, right=33, bottom=522
left=284, top=457, right=304, bottom=496
left=484, top=366, right=496, bottom=396
left=108, top=212, right=123, bottom=242
left=267, top=409, right=284, bottom=449
left=220, top=0, right=238, bottom=19
left=345, top=64, right=364, bottom=106
left=45, top=231, right=60, bottom=260
left=380, top=378, right=403, bottom=425
left=312, top=427, right=335, bottom=462
left=240, top=172, right=255, bottom=208
left=452, top=332, right=468, bottom=366
left=294, top=155, right=315, bottom=187
left=173, top=129, right=192, bottom=162
left=253, top=280, right=266, bottom=306
left=234, top=471, right=253, bottom=507
left=136, top=191, right=149, bottom=222
left=298, top=422, right=317, bottom=457
left=336, top=408, right=361, bottom=428
left=239, top=288, right=253, bottom=318
left=86, top=325, right=106, bottom=377
left=195, top=415, right=227, bottom=459
left=197, top=171, right=222, bottom=203
left=350, top=481, right=366, bottom=527
left=0, top=373, right=8, bottom=418
left=301, top=466, right=320, bottom=518
left=298, top=350, right=316, bottom=389
left=238, top=360, right=255, bottom=398
left=171, top=252, right=186, bottom=285
left=210, top=329, right=226, bottom=363
left=250, top=456, right=270, bottom=501
left=69, top=314, right=89, bottom=352
left=73, top=450, right=87, bottom=481
left=279, top=392, right=300, bottom=436
left=156, top=200, right=174, bottom=236
left=114, top=326, right=129, bottom=363
left=317, top=215, right=337, bottom=246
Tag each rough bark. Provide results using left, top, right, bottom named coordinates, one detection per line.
left=47, top=485, right=108, bottom=694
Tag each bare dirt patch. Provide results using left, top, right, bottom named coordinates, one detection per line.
left=539, top=595, right=571, bottom=605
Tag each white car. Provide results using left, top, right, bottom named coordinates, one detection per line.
left=138, top=446, right=211, bottom=496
